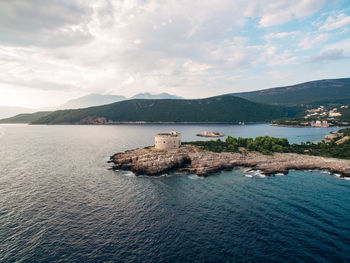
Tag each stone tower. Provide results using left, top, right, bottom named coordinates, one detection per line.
left=154, top=131, right=181, bottom=150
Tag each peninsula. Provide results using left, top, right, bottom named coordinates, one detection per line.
left=110, top=131, right=350, bottom=178
left=109, top=145, right=350, bottom=177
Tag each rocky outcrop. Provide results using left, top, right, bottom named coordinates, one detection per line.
left=109, top=145, right=350, bottom=177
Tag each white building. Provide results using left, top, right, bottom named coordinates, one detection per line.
left=155, top=131, right=181, bottom=150
left=311, top=120, right=329, bottom=127
left=329, top=111, right=342, bottom=117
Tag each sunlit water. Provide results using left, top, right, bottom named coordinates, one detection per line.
left=0, top=124, right=349, bottom=262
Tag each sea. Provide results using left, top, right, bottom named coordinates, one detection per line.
left=0, top=124, right=349, bottom=262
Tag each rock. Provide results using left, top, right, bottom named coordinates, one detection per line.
left=109, top=145, right=350, bottom=177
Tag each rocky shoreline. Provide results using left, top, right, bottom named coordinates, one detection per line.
left=109, top=145, right=350, bottom=178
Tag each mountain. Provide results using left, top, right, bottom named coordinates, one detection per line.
left=0, top=106, right=35, bottom=119
left=0, top=111, right=51, bottom=123
left=130, top=92, right=183, bottom=100
left=31, top=95, right=300, bottom=124
left=59, top=94, right=127, bottom=109
left=59, top=92, right=184, bottom=109
left=232, top=78, right=350, bottom=106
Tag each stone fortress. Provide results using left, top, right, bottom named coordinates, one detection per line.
left=155, top=131, right=181, bottom=150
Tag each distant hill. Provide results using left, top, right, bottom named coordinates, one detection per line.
left=59, top=92, right=183, bottom=109
left=31, top=95, right=300, bottom=124
left=0, top=106, right=35, bottom=119
left=0, top=111, right=51, bottom=123
left=232, top=78, right=350, bottom=106
left=59, top=94, right=127, bottom=109
left=130, top=92, right=183, bottom=100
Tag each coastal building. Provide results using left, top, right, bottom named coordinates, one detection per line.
left=155, top=131, right=181, bottom=150
left=311, top=120, right=329, bottom=127
left=329, top=111, right=342, bottom=117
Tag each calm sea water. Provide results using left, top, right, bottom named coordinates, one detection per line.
left=0, top=124, right=349, bottom=262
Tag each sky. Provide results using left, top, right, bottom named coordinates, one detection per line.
left=0, top=0, right=349, bottom=108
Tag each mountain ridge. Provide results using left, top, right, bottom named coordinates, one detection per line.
left=0, top=111, right=51, bottom=124
left=231, top=78, right=350, bottom=106
left=59, top=92, right=183, bottom=109
left=2, top=78, right=349, bottom=124
left=0, top=106, right=36, bottom=119
left=31, top=95, right=300, bottom=124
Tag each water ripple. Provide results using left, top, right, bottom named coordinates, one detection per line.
left=1, top=124, right=350, bottom=262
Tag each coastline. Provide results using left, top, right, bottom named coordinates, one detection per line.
left=30, top=121, right=261, bottom=125
left=196, top=134, right=224, bottom=138
left=110, top=145, right=350, bottom=178
left=271, top=123, right=349, bottom=128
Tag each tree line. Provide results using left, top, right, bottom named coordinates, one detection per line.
left=185, top=132, right=350, bottom=159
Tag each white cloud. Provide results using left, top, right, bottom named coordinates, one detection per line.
left=264, top=45, right=299, bottom=66
left=264, top=31, right=298, bottom=39
left=183, top=60, right=213, bottom=74
left=325, top=38, right=350, bottom=52
left=0, top=1, right=269, bottom=98
left=122, top=76, right=135, bottom=85
left=307, top=49, right=347, bottom=64
left=0, top=0, right=92, bottom=47
left=0, top=0, right=344, bottom=107
left=298, top=33, right=329, bottom=49
left=320, top=13, right=350, bottom=31
left=258, top=0, right=325, bottom=27
left=268, top=70, right=292, bottom=80
left=0, top=46, right=81, bottom=91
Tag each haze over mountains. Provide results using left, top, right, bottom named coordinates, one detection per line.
left=0, top=106, right=36, bottom=119
left=0, top=92, right=183, bottom=119
left=59, top=92, right=183, bottom=109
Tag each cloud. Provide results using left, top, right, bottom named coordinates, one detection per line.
left=325, top=38, right=350, bottom=52
left=0, top=0, right=346, bottom=106
left=268, top=70, right=292, bottom=80
left=0, top=0, right=92, bottom=47
left=258, top=0, right=325, bottom=27
left=0, top=45, right=83, bottom=92
left=320, top=13, right=350, bottom=31
left=1, top=78, right=78, bottom=91
left=298, top=33, right=329, bottom=49
left=183, top=60, right=213, bottom=74
left=264, top=45, right=298, bottom=66
left=264, top=31, right=298, bottom=39
left=307, top=49, right=347, bottom=64
left=0, top=1, right=270, bottom=92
